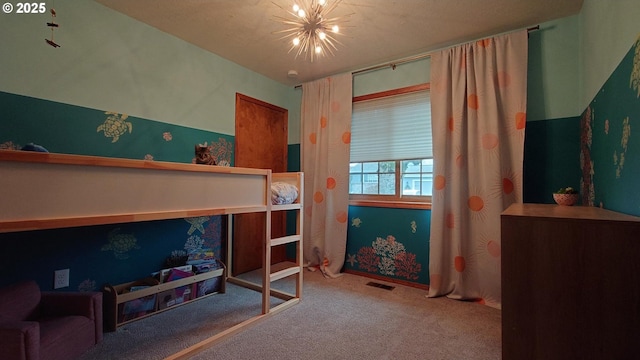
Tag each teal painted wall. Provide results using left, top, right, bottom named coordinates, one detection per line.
left=288, top=144, right=301, bottom=172
left=579, top=39, right=640, bottom=216
left=0, top=218, right=223, bottom=291
left=286, top=144, right=301, bottom=259
left=1, top=92, right=234, bottom=163
left=523, top=116, right=582, bottom=203
left=345, top=206, right=430, bottom=285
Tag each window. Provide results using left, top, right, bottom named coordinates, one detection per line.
left=400, top=159, right=433, bottom=196
left=349, top=161, right=395, bottom=195
left=349, top=84, right=432, bottom=204
left=349, top=158, right=433, bottom=197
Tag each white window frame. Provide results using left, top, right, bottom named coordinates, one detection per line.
left=349, top=84, right=432, bottom=208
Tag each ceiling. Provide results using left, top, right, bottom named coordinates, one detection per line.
left=95, top=0, right=583, bottom=87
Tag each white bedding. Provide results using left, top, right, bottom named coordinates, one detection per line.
left=271, top=182, right=299, bottom=205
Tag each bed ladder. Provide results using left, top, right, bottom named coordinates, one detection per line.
left=262, top=173, right=304, bottom=314
left=224, top=172, right=304, bottom=314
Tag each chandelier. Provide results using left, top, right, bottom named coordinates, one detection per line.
left=274, top=0, right=352, bottom=62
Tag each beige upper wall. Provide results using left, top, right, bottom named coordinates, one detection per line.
left=354, top=0, right=640, bottom=121
left=2, top=0, right=636, bottom=144
left=0, top=1, right=301, bottom=143
left=580, top=0, right=640, bottom=109
left=353, top=20, right=582, bottom=122
left=527, top=16, right=581, bottom=121
left=353, top=58, right=430, bottom=97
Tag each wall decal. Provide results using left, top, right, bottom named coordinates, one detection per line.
left=97, top=112, right=132, bottom=143
left=0, top=141, right=19, bottom=150
left=201, top=216, right=222, bottom=257
left=184, top=234, right=205, bottom=253
left=78, top=279, right=97, bottom=292
left=356, top=235, right=422, bottom=280
left=614, top=117, right=631, bottom=178
left=630, top=36, right=640, bottom=97
left=101, top=228, right=140, bottom=260
left=580, top=105, right=595, bottom=206
left=185, top=216, right=208, bottom=235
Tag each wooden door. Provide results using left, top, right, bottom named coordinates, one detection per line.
left=233, top=93, right=288, bottom=275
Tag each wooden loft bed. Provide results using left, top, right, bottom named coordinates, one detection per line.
left=0, top=149, right=304, bottom=358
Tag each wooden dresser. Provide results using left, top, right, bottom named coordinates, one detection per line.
left=501, top=203, right=640, bottom=360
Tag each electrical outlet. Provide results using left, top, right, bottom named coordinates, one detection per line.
left=54, top=268, right=70, bottom=289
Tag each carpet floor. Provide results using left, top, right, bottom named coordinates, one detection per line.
left=80, top=270, right=501, bottom=360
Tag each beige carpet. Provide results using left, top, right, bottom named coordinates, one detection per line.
left=80, top=270, right=501, bottom=360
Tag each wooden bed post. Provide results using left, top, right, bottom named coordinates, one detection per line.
left=262, top=171, right=272, bottom=314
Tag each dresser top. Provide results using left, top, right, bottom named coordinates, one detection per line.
left=502, top=203, right=640, bottom=222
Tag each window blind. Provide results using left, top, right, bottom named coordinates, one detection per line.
left=350, top=89, right=431, bottom=163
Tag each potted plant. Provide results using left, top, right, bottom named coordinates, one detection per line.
left=553, top=187, right=580, bottom=206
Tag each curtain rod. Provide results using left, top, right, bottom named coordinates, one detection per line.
left=294, top=25, right=539, bottom=89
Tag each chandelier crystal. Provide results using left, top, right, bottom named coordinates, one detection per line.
left=274, top=0, right=352, bottom=62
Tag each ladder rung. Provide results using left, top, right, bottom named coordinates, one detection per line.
left=270, top=266, right=300, bottom=282
left=270, top=234, right=300, bottom=247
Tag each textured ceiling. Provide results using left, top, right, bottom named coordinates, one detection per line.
left=95, top=0, right=583, bottom=86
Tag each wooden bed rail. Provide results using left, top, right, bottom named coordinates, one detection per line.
left=0, top=150, right=268, bottom=174
left=0, top=150, right=270, bottom=233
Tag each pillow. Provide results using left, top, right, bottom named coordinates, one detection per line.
left=271, top=182, right=299, bottom=205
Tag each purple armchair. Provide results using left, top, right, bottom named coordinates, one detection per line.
left=0, top=280, right=103, bottom=360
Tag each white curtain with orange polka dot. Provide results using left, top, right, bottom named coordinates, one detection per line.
left=428, top=30, right=528, bottom=308
left=301, top=73, right=353, bottom=277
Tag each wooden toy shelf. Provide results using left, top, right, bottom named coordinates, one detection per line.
left=103, top=266, right=226, bottom=331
